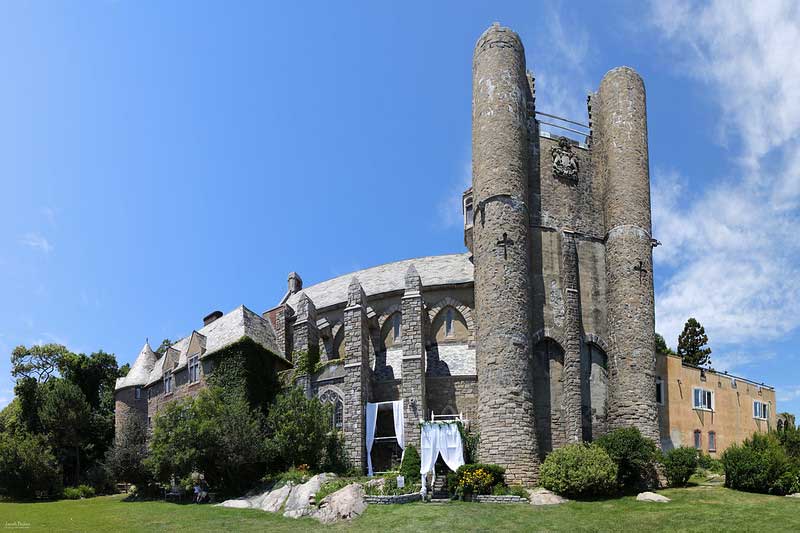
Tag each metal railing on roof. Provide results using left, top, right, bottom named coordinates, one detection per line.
left=536, top=110, right=591, bottom=138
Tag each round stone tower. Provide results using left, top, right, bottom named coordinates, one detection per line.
left=472, top=23, right=539, bottom=484
left=596, top=67, right=659, bottom=442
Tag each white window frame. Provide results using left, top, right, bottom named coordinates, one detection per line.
left=753, top=400, right=769, bottom=420
left=188, top=354, right=201, bottom=384
left=693, top=387, right=714, bottom=411
left=164, top=370, right=173, bottom=395
left=655, top=377, right=665, bottom=405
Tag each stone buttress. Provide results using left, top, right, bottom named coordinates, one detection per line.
left=401, top=265, right=426, bottom=450
left=472, top=23, right=540, bottom=484
left=343, top=278, right=371, bottom=470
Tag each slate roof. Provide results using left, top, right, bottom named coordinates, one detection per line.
left=285, top=253, right=474, bottom=311
left=114, top=341, right=158, bottom=391
left=115, top=305, right=283, bottom=390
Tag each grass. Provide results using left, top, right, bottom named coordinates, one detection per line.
left=1, top=486, right=798, bottom=532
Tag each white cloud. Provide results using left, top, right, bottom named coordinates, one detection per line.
left=437, top=160, right=471, bottom=229
left=20, top=232, right=53, bottom=254
left=650, top=1, right=800, bottom=347
left=777, top=386, right=800, bottom=403
left=712, top=351, right=775, bottom=374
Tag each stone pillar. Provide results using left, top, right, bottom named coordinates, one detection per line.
left=343, top=277, right=370, bottom=472
left=596, top=67, right=659, bottom=442
left=472, top=23, right=539, bottom=485
left=275, top=305, right=294, bottom=362
left=292, top=293, right=319, bottom=361
left=401, top=265, right=426, bottom=451
left=560, top=230, right=583, bottom=443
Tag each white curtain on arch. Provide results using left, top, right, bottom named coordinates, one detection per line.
left=419, top=422, right=464, bottom=495
left=365, top=402, right=379, bottom=476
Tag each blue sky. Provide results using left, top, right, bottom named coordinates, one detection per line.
left=1, top=1, right=798, bottom=415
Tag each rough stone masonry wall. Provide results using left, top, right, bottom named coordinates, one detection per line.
left=559, top=231, right=583, bottom=444
left=401, top=266, right=426, bottom=449
left=595, top=67, right=659, bottom=442
left=114, top=386, right=147, bottom=436
left=343, top=278, right=371, bottom=471
left=472, top=23, right=539, bottom=485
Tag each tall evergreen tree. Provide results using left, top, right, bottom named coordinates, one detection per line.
left=655, top=332, right=676, bottom=356
left=677, top=318, right=712, bottom=367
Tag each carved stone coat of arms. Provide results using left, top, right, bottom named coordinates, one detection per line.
left=550, top=136, right=579, bottom=179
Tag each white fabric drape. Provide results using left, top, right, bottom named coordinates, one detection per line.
left=365, top=403, right=379, bottom=476
left=438, top=422, right=465, bottom=472
left=418, top=422, right=465, bottom=496
left=392, top=400, right=405, bottom=450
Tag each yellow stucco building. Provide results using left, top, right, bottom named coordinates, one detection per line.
left=657, top=353, right=776, bottom=455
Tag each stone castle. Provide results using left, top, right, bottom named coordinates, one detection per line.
left=115, top=23, right=666, bottom=485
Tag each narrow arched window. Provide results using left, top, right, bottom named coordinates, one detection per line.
left=445, top=308, right=454, bottom=337
left=393, top=313, right=402, bottom=341
left=320, top=390, right=344, bottom=431
left=708, top=431, right=716, bottom=452
left=694, top=429, right=702, bottom=450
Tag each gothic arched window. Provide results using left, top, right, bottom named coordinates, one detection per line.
left=320, top=390, right=344, bottom=431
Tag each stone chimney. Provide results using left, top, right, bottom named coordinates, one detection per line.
left=288, top=272, right=303, bottom=294
left=203, top=310, right=223, bottom=326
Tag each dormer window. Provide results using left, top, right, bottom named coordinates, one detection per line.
left=164, top=370, right=173, bottom=395
left=134, top=386, right=142, bottom=400
left=189, top=355, right=201, bottom=384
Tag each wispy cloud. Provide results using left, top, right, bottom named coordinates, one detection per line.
left=40, top=207, right=57, bottom=225
left=712, top=351, right=775, bottom=374
left=532, top=5, right=593, bottom=128
left=650, top=0, right=800, bottom=346
left=20, top=232, right=53, bottom=254
left=437, top=160, right=471, bottom=229
left=777, top=386, right=800, bottom=404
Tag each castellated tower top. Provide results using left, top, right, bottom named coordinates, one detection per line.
left=474, top=22, right=524, bottom=58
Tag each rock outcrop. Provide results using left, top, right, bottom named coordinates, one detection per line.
left=528, top=488, right=568, bottom=505
left=636, top=491, right=670, bottom=503
left=314, top=483, right=368, bottom=524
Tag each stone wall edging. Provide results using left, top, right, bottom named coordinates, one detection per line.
left=364, top=493, right=422, bottom=505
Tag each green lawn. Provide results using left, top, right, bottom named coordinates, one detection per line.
left=1, top=486, right=798, bottom=532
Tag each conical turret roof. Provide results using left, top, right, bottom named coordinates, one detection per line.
left=115, top=341, right=158, bottom=390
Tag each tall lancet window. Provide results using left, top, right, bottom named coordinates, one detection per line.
left=393, top=313, right=402, bottom=341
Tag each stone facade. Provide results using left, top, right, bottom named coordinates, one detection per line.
left=114, top=22, right=776, bottom=486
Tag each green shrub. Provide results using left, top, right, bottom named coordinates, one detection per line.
left=662, top=447, right=698, bottom=487
left=0, top=430, right=62, bottom=499
left=491, top=484, right=509, bottom=495
left=265, top=387, right=332, bottom=472
left=314, top=478, right=353, bottom=504
left=539, top=443, right=618, bottom=498
left=399, top=445, right=421, bottom=482
left=146, top=387, right=267, bottom=496
left=457, top=423, right=479, bottom=464
left=451, top=463, right=505, bottom=498
left=362, top=474, right=420, bottom=496
left=508, top=484, right=529, bottom=498
left=63, top=484, right=95, bottom=500
left=722, top=433, right=794, bottom=495
left=595, top=427, right=659, bottom=491
left=697, top=452, right=724, bottom=474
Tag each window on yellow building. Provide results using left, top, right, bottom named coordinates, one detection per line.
left=753, top=400, right=769, bottom=420
left=708, top=431, right=716, bottom=452
left=656, top=377, right=664, bottom=405
left=694, top=429, right=702, bottom=450
left=693, top=387, right=714, bottom=411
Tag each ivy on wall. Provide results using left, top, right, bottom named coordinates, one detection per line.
left=206, top=337, right=280, bottom=412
